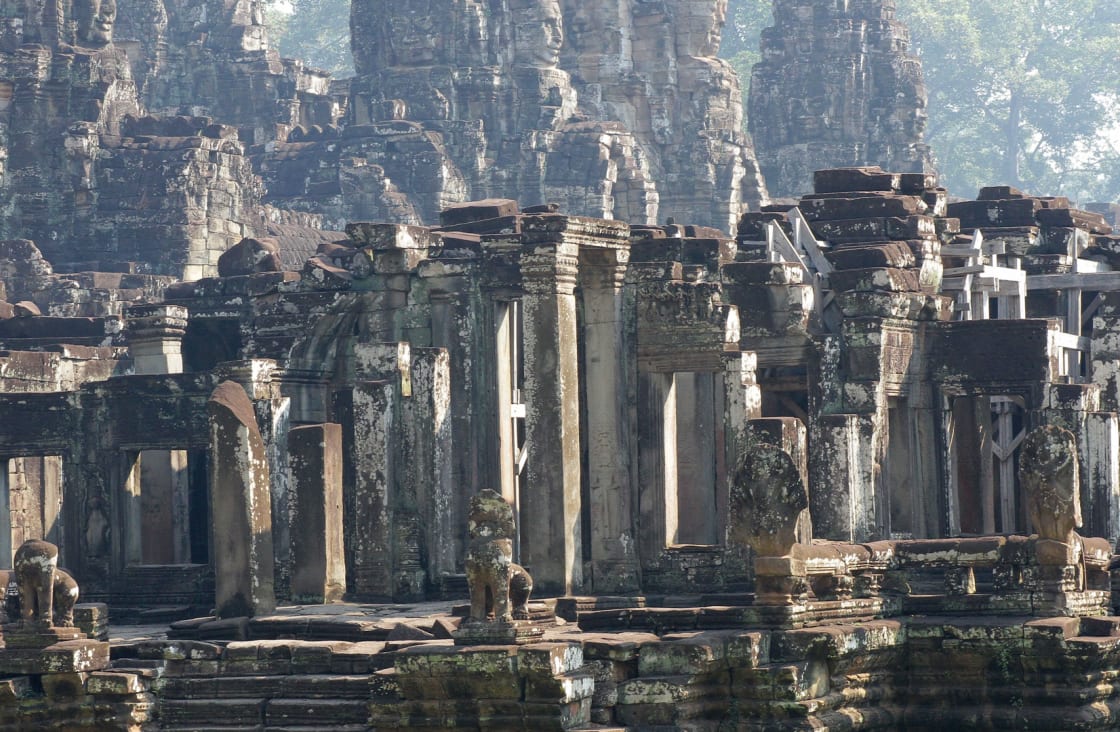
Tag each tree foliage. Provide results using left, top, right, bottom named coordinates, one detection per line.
left=897, top=0, right=1120, bottom=202
left=720, top=0, right=1120, bottom=202
left=264, top=0, right=354, bottom=78
left=719, top=0, right=771, bottom=125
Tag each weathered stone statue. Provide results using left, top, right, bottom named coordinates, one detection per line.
left=1020, top=424, right=1082, bottom=546
left=51, top=568, right=80, bottom=627
left=729, top=442, right=809, bottom=559
left=454, top=489, right=544, bottom=645
left=749, top=0, right=934, bottom=197
left=463, top=489, right=533, bottom=623
left=12, top=539, right=59, bottom=625
left=1, top=564, right=80, bottom=627
left=730, top=443, right=812, bottom=606
left=74, top=0, right=116, bottom=45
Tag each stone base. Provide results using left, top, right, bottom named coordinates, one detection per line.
left=0, top=639, right=109, bottom=674
left=1034, top=589, right=1111, bottom=617
left=453, top=619, right=545, bottom=646
left=1, top=623, right=86, bottom=649
left=74, top=603, right=110, bottom=641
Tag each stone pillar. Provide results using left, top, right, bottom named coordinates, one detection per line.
left=214, top=359, right=291, bottom=599
left=208, top=380, right=275, bottom=618
left=1090, top=293, right=1120, bottom=411
left=637, top=371, right=678, bottom=560
left=676, top=372, right=718, bottom=545
left=404, top=348, right=454, bottom=582
left=1087, top=413, right=1120, bottom=544
left=579, top=246, right=638, bottom=592
left=0, top=459, right=9, bottom=566
left=810, top=413, right=864, bottom=542
left=519, top=223, right=583, bottom=594
left=127, top=304, right=191, bottom=564
left=332, top=380, right=395, bottom=600
left=288, top=423, right=345, bottom=604
left=125, top=304, right=188, bottom=376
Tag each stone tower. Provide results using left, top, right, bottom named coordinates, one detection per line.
left=748, top=0, right=934, bottom=198
left=343, top=0, right=768, bottom=231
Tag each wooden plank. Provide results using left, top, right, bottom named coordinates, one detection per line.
left=766, top=221, right=809, bottom=273
left=1083, top=293, right=1106, bottom=329
left=788, top=208, right=834, bottom=276
left=1075, top=258, right=1112, bottom=274
left=943, top=264, right=1025, bottom=282
left=1051, top=332, right=1090, bottom=351
left=1027, top=272, right=1120, bottom=291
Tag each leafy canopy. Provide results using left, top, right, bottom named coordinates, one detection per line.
left=264, top=0, right=354, bottom=77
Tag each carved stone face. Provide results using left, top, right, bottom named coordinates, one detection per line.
left=386, top=7, right=442, bottom=66
left=75, top=0, right=116, bottom=45
left=513, top=0, right=564, bottom=68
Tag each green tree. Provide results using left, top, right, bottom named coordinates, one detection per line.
left=897, top=0, right=1120, bottom=201
left=265, top=0, right=354, bottom=78
left=719, top=0, right=772, bottom=127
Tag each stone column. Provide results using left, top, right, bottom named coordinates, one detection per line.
left=579, top=245, right=638, bottom=592
left=404, top=347, right=454, bottom=582
left=676, top=372, right=719, bottom=544
left=127, top=304, right=191, bottom=563
left=332, top=380, right=395, bottom=600
left=0, top=459, right=10, bottom=566
left=288, top=423, right=345, bottom=603
left=637, top=370, right=678, bottom=561
left=126, top=304, right=188, bottom=375
left=519, top=224, right=583, bottom=594
left=208, top=380, right=275, bottom=618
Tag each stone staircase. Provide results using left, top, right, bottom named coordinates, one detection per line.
left=112, top=638, right=394, bottom=731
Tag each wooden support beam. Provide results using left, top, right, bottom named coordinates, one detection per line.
left=1027, top=272, right=1120, bottom=292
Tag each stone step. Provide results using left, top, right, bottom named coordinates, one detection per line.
left=264, top=698, right=370, bottom=726
left=160, top=698, right=265, bottom=726
left=162, top=674, right=370, bottom=700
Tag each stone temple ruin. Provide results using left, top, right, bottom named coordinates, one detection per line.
left=0, top=0, right=1118, bottom=730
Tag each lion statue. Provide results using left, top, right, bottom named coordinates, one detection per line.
left=465, top=490, right=533, bottom=623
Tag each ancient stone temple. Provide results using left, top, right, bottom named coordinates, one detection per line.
left=1, top=0, right=1120, bottom=729
left=748, top=0, right=935, bottom=198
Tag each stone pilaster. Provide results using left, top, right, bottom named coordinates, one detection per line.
left=519, top=228, right=582, bottom=595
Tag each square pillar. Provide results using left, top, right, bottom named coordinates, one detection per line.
left=519, top=229, right=583, bottom=594
left=637, top=370, right=678, bottom=560
left=580, top=246, right=638, bottom=592
left=288, top=423, right=345, bottom=603
left=333, top=380, right=395, bottom=600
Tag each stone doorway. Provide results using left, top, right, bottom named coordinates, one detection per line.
left=121, top=449, right=209, bottom=566
left=949, top=395, right=1027, bottom=535
left=0, top=456, right=63, bottom=567
left=495, top=299, right=527, bottom=561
